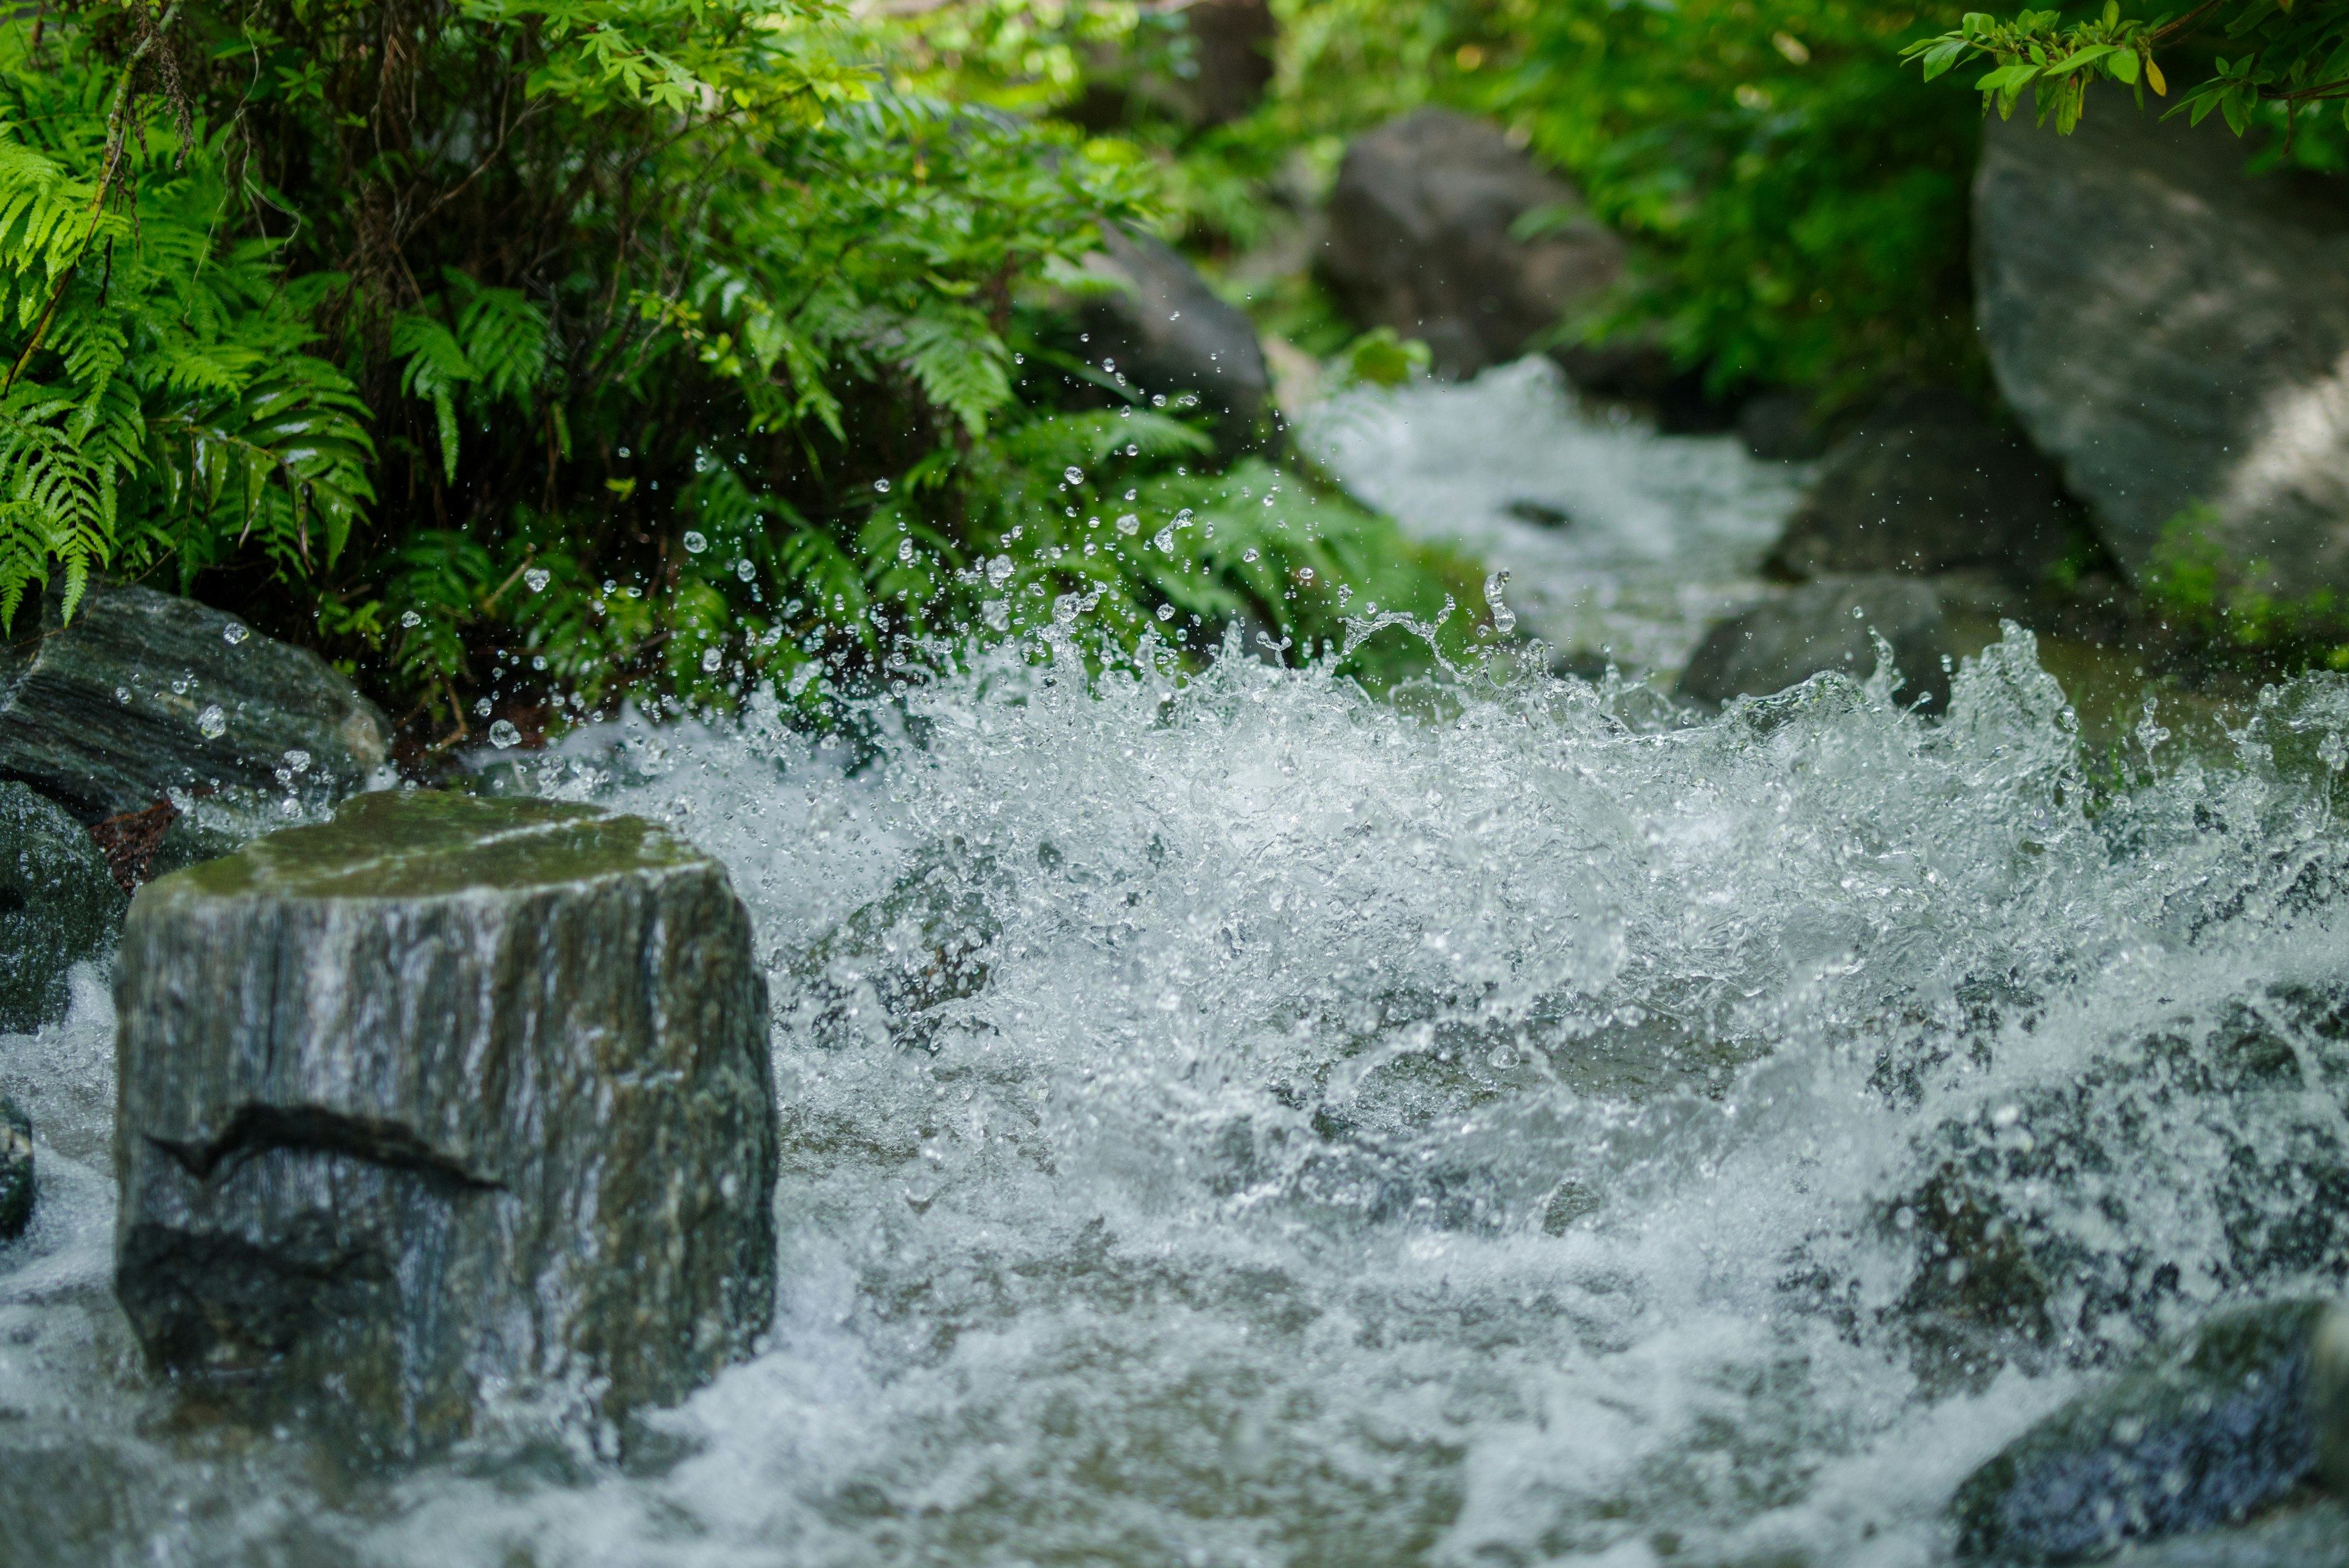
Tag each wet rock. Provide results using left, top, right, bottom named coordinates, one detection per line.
left=1767, top=389, right=2081, bottom=583
left=1072, top=224, right=1271, bottom=455
left=1737, top=388, right=1831, bottom=461
left=1321, top=110, right=1625, bottom=379
left=1951, top=1298, right=2349, bottom=1561
left=0, top=781, right=127, bottom=1031
left=113, top=790, right=776, bottom=1456
left=0, top=578, right=389, bottom=824
left=2101, top=1497, right=2349, bottom=1568
left=1975, top=108, right=2349, bottom=594
left=0, top=1092, right=31, bottom=1239
left=1676, top=576, right=1953, bottom=712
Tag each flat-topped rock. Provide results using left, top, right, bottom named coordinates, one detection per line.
left=113, top=790, right=776, bottom=1456
left=0, top=578, right=388, bottom=823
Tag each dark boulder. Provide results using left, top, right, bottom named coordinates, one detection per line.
left=1677, top=576, right=1953, bottom=712
left=1072, top=223, right=1271, bottom=456
left=113, top=790, right=776, bottom=1456
left=1737, top=389, right=1831, bottom=461
left=1321, top=110, right=1625, bottom=379
left=1767, top=389, right=2080, bottom=582
left=0, top=781, right=126, bottom=1032
left=1950, top=1298, right=2349, bottom=1561
left=1975, top=106, right=2349, bottom=595
left=0, top=1092, right=30, bottom=1239
left=0, top=578, right=389, bottom=823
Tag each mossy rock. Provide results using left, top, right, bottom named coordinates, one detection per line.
left=0, top=781, right=126, bottom=1031
left=0, top=1093, right=31, bottom=1239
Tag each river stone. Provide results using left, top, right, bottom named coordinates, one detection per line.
left=1950, top=1298, right=2349, bottom=1561
left=1677, top=576, right=1953, bottom=713
left=112, top=790, right=776, bottom=1456
left=1975, top=107, right=2349, bottom=593
left=0, top=578, right=390, bottom=823
left=1, top=781, right=127, bottom=1032
left=1321, top=110, right=1625, bottom=379
left=0, top=1093, right=31, bottom=1239
left=1767, top=388, right=2080, bottom=584
left=1072, top=223, right=1271, bottom=456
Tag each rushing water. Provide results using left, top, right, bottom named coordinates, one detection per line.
left=6, top=376, right=2349, bottom=1567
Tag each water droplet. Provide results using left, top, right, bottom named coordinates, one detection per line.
left=1116, top=514, right=1140, bottom=537
left=525, top=567, right=551, bottom=593
left=874, top=478, right=892, bottom=494
left=475, top=697, right=494, bottom=717
left=488, top=719, right=521, bottom=749
left=682, top=530, right=708, bottom=554
left=401, top=610, right=423, bottom=628
left=196, top=705, right=226, bottom=740
left=1154, top=528, right=1175, bottom=552
left=1297, top=567, right=1315, bottom=584
left=737, top=558, right=756, bottom=582
left=898, top=539, right=916, bottom=563
left=987, top=555, right=1015, bottom=587
left=1242, top=548, right=1260, bottom=563
left=115, top=686, right=130, bottom=704
left=532, top=655, right=547, bottom=671
left=223, top=623, right=250, bottom=646
left=702, top=647, right=724, bottom=673
left=1156, top=604, right=1175, bottom=622
left=1063, top=467, right=1085, bottom=486
left=1483, top=570, right=1516, bottom=637
left=284, top=749, right=311, bottom=773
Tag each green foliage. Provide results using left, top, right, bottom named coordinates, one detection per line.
left=0, top=0, right=1469, bottom=751
left=1908, top=1, right=2349, bottom=144
left=2142, top=505, right=2349, bottom=671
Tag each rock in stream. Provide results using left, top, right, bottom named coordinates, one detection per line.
left=112, top=790, right=776, bottom=1456
left=1951, top=1297, right=2349, bottom=1561
left=0, top=780, right=125, bottom=1033
left=0, top=578, right=388, bottom=823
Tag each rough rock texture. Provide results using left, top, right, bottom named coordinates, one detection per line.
left=1767, top=389, right=2080, bottom=582
left=113, top=790, right=776, bottom=1455
left=1677, top=576, right=1952, bottom=712
left=0, top=578, right=389, bottom=823
left=1975, top=108, right=2349, bottom=591
left=0, top=781, right=127, bottom=1031
left=1321, top=110, right=1625, bottom=379
left=1074, top=224, right=1271, bottom=455
left=0, top=1092, right=31, bottom=1239
left=1950, top=1298, right=2349, bottom=1561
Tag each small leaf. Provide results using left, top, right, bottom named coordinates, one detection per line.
left=2112, top=49, right=2140, bottom=84
left=2148, top=56, right=2167, bottom=94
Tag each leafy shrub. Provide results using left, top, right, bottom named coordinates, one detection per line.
left=0, top=0, right=1469, bottom=754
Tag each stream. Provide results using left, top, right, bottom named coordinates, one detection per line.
left=6, top=364, right=2349, bottom=1566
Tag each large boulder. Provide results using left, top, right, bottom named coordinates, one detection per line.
left=1677, top=576, right=1954, bottom=712
left=1767, top=388, right=2081, bottom=583
left=1321, top=110, right=1626, bottom=379
left=1072, top=223, right=1271, bottom=455
left=112, top=790, right=776, bottom=1456
left=1950, top=1298, right=2349, bottom=1560
left=0, top=781, right=127, bottom=1032
left=0, top=578, right=390, bottom=824
left=1975, top=106, right=2349, bottom=593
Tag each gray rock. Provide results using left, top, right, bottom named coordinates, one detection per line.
left=0, top=1092, right=30, bottom=1239
left=1768, top=389, right=2081, bottom=582
left=1738, top=388, right=1830, bottom=461
left=113, top=790, right=776, bottom=1457
left=1950, top=1298, right=2349, bottom=1561
left=1677, top=576, right=1952, bottom=712
left=0, top=578, right=389, bottom=823
left=1975, top=107, right=2349, bottom=594
left=1321, top=110, right=1626, bottom=379
left=0, top=781, right=126, bottom=1033
left=1074, top=225, right=1271, bottom=456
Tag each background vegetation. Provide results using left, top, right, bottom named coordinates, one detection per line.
left=0, top=0, right=1476, bottom=758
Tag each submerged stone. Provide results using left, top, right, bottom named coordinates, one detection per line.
left=0, top=781, right=127, bottom=1031
left=1677, top=576, right=1951, bottom=713
left=1950, top=1298, right=2349, bottom=1561
left=0, top=578, right=388, bottom=823
left=0, top=1092, right=31, bottom=1239
left=113, top=790, right=776, bottom=1457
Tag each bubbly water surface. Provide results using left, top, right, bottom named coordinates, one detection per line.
left=6, top=381, right=2349, bottom=1567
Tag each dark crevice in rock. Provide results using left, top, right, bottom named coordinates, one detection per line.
left=147, top=1105, right=505, bottom=1192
